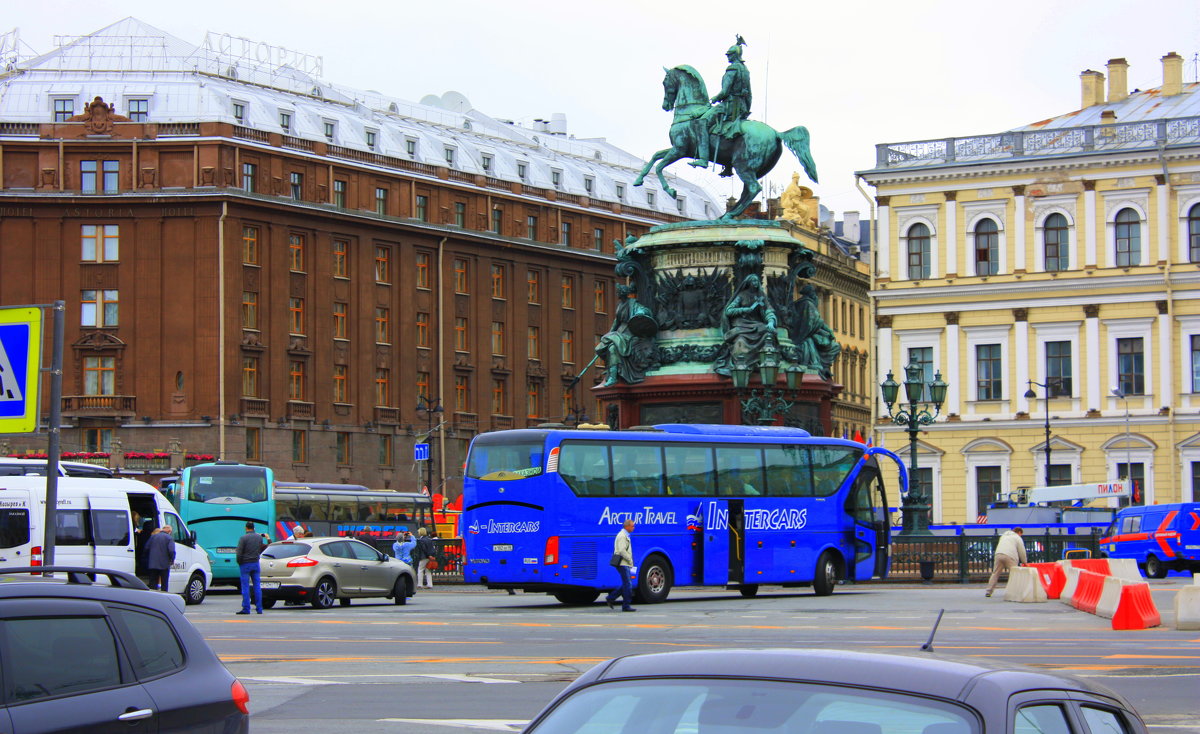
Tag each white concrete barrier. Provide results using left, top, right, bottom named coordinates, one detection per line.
left=1108, top=559, right=1143, bottom=582
left=1003, top=566, right=1048, bottom=603
left=1058, top=565, right=1081, bottom=606
left=1175, top=585, right=1200, bottom=630
left=1095, top=575, right=1124, bottom=619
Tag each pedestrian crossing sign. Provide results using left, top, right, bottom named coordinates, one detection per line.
left=0, top=307, right=42, bottom=434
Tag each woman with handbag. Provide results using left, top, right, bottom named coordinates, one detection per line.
left=604, top=520, right=636, bottom=612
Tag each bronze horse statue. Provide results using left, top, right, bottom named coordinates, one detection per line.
left=634, top=65, right=818, bottom=220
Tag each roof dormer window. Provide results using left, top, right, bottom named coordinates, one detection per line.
left=405, top=138, right=417, bottom=159
left=647, top=191, right=656, bottom=207
left=481, top=153, right=493, bottom=172
left=615, top=183, right=626, bottom=200
left=323, top=120, right=336, bottom=142
left=517, top=162, right=528, bottom=181
left=126, top=98, right=149, bottom=122
left=551, top=170, right=562, bottom=189
left=279, top=110, right=292, bottom=133
left=584, top=177, right=594, bottom=194
left=232, top=101, right=246, bottom=125
left=365, top=129, right=377, bottom=151
left=444, top=147, right=456, bottom=166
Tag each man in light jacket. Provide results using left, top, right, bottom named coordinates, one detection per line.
left=985, top=527, right=1027, bottom=597
left=605, top=520, right=636, bottom=612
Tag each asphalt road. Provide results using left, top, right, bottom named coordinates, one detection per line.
left=185, top=579, right=1200, bottom=734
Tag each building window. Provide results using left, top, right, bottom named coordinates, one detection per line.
left=908, top=346, right=933, bottom=385
left=562, top=330, right=575, bottom=363
left=416, top=371, right=430, bottom=396
left=491, top=208, right=503, bottom=234
left=289, top=233, right=305, bottom=271
left=454, top=258, right=470, bottom=294
left=1046, top=341, right=1072, bottom=396
left=333, top=180, right=347, bottom=208
left=491, top=379, right=507, bottom=415
left=584, top=177, right=594, bottom=194
left=375, top=187, right=387, bottom=215
left=241, top=291, right=258, bottom=329
left=246, top=427, right=261, bottom=462
left=594, top=281, right=608, bottom=313
left=593, top=228, right=604, bottom=251
left=551, top=170, right=562, bottom=189
left=1191, top=335, right=1200, bottom=393
left=289, top=172, right=303, bottom=201
left=81, top=290, right=119, bottom=327
left=289, top=297, right=305, bottom=335
left=333, top=302, right=348, bottom=339
left=241, top=356, right=260, bottom=396
left=527, top=270, right=540, bottom=303
left=53, top=98, right=74, bottom=122
left=378, top=435, right=393, bottom=467
left=288, top=360, right=306, bottom=400
left=376, top=368, right=391, bottom=406
left=232, top=102, right=245, bottom=125
left=83, top=356, right=115, bottom=395
left=616, top=183, right=625, bottom=199
left=332, top=240, right=349, bottom=278
left=906, top=223, right=931, bottom=280
left=527, top=326, right=540, bottom=360
left=1116, top=463, right=1145, bottom=506
left=974, top=218, right=999, bottom=275
left=1048, top=464, right=1072, bottom=487
left=975, top=466, right=1001, bottom=516
left=127, top=99, right=148, bottom=122
left=561, top=221, right=572, bottom=246
left=1189, top=204, right=1200, bottom=263
left=323, top=121, right=335, bottom=141
left=455, top=376, right=470, bottom=412
left=375, top=246, right=390, bottom=283
left=406, top=138, right=417, bottom=158
left=279, top=111, right=292, bottom=132
left=526, top=215, right=538, bottom=241
left=241, top=163, right=256, bottom=193
left=242, top=226, right=259, bottom=264
left=366, top=130, right=377, bottom=151
left=375, top=307, right=390, bottom=344
left=416, top=195, right=428, bottom=222
left=416, top=312, right=431, bottom=348
left=647, top=191, right=656, bottom=207
left=80, top=160, right=119, bottom=194
left=336, top=432, right=351, bottom=465
left=415, top=252, right=430, bottom=289
left=482, top=154, right=493, bottom=172
left=491, top=264, right=506, bottom=298
left=454, top=317, right=469, bottom=351
left=976, top=344, right=1002, bottom=400
left=526, top=380, right=540, bottom=418
left=454, top=202, right=466, bottom=227
left=1117, top=337, right=1145, bottom=395
left=1115, top=208, right=1141, bottom=267
left=1044, top=213, right=1069, bottom=271
left=333, top=364, right=349, bottom=403
left=292, top=430, right=307, bottom=463
left=83, top=427, right=113, bottom=453
left=445, top=147, right=456, bottom=166
left=517, top=162, right=528, bottom=180
left=81, top=224, right=119, bottom=262
left=491, top=321, right=505, bottom=355
left=561, top=275, right=575, bottom=309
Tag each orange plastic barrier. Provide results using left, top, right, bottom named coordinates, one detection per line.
left=1069, top=558, right=1111, bottom=575
left=1071, top=569, right=1106, bottom=615
left=1111, top=582, right=1161, bottom=630
left=1027, top=562, right=1066, bottom=599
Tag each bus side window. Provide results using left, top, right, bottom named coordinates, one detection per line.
left=664, top=445, right=714, bottom=496
left=560, top=442, right=612, bottom=496
left=811, top=447, right=861, bottom=497
left=611, top=443, right=664, bottom=497
left=714, top=446, right=763, bottom=496
left=764, top=445, right=811, bottom=497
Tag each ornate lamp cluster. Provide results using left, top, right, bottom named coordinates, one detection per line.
left=879, top=363, right=947, bottom=536
left=730, top=345, right=816, bottom=426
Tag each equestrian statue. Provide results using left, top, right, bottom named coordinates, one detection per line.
left=634, top=36, right=819, bottom=220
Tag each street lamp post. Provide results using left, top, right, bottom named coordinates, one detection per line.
left=879, top=363, right=947, bottom=535
left=1111, top=387, right=1132, bottom=501
left=1023, top=379, right=1057, bottom=486
left=416, top=394, right=444, bottom=495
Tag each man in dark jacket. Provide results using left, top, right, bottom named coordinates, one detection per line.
left=236, top=521, right=267, bottom=614
left=145, top=526, right=176, bottom=591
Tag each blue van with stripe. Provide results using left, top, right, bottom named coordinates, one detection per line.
left=1099, top=502, right=1200, bottom=577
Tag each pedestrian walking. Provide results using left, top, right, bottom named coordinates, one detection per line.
left=604, top=520, right=637, bottom=612
left=415, top=527, right=436, bottom=588
left=236, top=521, right=267, bottom=614
left=986, top=527, right=1027, bottom=597
left=145, top=526, right=176, bottom=591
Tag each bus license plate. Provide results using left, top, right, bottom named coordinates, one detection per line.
left=493, top=544, right=513, bottom=552
left=261, top=581, right=280, bottom=589
left=216, top=547, right=237, bottom=554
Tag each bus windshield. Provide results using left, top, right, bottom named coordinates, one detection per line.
left=466, top=431, right=547, bottom=479
left=187, top=466, right=269, bottom=503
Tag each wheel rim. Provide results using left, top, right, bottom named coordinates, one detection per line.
left=187, top=576, right=203, bottom=601
left=823, top=559, right=836, bottom=582
left=317, top=581, right=335, bottom=606
left=646, top=564, right=666, bottom=594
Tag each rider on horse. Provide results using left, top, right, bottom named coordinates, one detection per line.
left=690, top=35, right=751, bottom=177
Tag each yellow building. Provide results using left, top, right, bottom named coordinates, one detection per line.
left=859, top=53, right=1200, bottom=522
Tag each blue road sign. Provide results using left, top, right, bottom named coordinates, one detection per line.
left=0, top=307, right=42, bottom=433
left=414, top=443, right=430, bottom=462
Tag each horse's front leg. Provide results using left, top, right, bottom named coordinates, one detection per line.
left=654, top=149, right=687, bottom=199
left=634, top=149, right=670, bottom=187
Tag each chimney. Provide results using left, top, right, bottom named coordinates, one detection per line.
left=844, top=211, right=861, bottom=243
left=1100, top=110, right=1117, bottom=124
left=1080, top=70, right=1105, bottom=108
left=1162, top=52, right=1184, bottom=96
left=1107, top=58, right=1129, bottom=103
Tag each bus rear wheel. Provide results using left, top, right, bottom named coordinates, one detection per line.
left=813, top=551, right=840, bottom=596
left=553, top=589, right=600, bottom=606
left=635, top=554, right=673, bottom=604
left=739, top=585, right=759, bottom=598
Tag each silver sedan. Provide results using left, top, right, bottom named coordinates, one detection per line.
left=258, top=537, right=416, bottom=609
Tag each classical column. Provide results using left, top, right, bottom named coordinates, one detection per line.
left=944, top=312, right=960, bottom=415
left=1012, top=186, right=1026, bottom=273
left=943, top=192, right=958, bottom=277
left=876, top=197, right=890, bottom=279
left=1157, top=175, right=1170, bottom=264
left=1085, top=304, right=1101, bottom=413
left=1083, top=181, right=1097, bottom=267
left=1159, top=300, right=1172, bottom=403
left=876, top=315, right=893, bottom=384
left=1014, top=308, right=1030, bottom=412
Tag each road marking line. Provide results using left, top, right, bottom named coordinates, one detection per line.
left=241, top=676, right=345, bottom=685
left=380, top=719, right=526, bottom=731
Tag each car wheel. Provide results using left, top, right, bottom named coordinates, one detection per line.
left=1145, top=554, right=1168, bottom=579
left=339, top=597, right=351, bottom=607
left=813, top=551, right=839, bottom=596
left=262, top=598, right=277, bottom=609
left=183, top=572, right=206, bottom=605
left=552, top=589, right=600, bottom=605
left=739, top=584, right=759, bottom=598
left=393, top=576, right=412, bottom=605
left=311, top=577, right=337, bottom=609
left=634, top=554, right=673, bottom=604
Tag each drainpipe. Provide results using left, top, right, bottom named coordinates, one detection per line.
left=218, top=201, right=228, bottom=458
left=437, top=237, right=448, bottom=495
left=1157, top=141, right=1178, bottom=500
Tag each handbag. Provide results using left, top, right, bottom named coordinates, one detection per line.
left=609, top=553, right=623, bottom=567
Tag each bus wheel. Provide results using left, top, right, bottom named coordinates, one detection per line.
left=739, top=584, right=759, bottom=598
left=183, top=572, right=206, bottom=605
left=635, top=554, right=673, bottom=604
left=1145, top=555, right=1168, bottom=579
left=311, top=577, right=337, bottom=609
left=813, top=551, right=840, bottom=596
left=553, top=590, right=600, bottom=605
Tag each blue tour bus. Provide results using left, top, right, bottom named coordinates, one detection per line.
left=462, top=424, right=907, bottom=604
left=175, top=462, right=275, bottom=584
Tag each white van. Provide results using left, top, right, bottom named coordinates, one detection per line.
left=0, top=457, right=115, bottom=478
left=0, top=476, right=212, bottom=604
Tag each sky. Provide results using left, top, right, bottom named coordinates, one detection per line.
left=5, top=0, right=1200, bottom=218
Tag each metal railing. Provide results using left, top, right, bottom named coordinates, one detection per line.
left=888, top=531, right=1102, bottom=583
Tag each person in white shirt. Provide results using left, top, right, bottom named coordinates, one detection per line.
left=605, top=520, right=637, bottom=612
left=986, top=527, right=1027, bottom=597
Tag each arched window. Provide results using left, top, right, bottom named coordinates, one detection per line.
left=906, top=223, right=930, bottom=280
left=1043, top=213, right=1069, bottom=271
left=1115, top=208, right=1141, bottom=267
left=974, top=219, right=999, bottom=275
left=1189, top=204, right=1200, bottom=263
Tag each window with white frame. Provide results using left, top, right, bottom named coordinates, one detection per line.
left=366, top=129, right=377, bottom=151
left=1105, top=318, right=1154, bottom=399
left=1032, top=322, right=1081, bottom=399
left=1116, top=337, right=1145, bottom=395
left=1114, top=207, right=1141, bottom=266
left=972, top=218, right=1000, bottom=275
left=481, top=153, right=493, bottom=172
left=1181, top=316, right=1200, bottom=394
left=1042, top=212, right=1070, bottom=271
left=126, top=98, right=149, bottom=122
left=52, top=98, right=75, bottom=122
left=232, top=101, right=246, bottom=125
left=323, top=120, right=336, bottom=141
left=904, top=222, right=931, bottom=280
left=405, top=138, right=417, bottom=158
left=279, top=110, right=292, bottom=133
left=964, top=325, right=1010, bottom=405
left=445, top=147, right=456, bottom=166
left=517, top=162, right=528, bottom=180
left=1189, top=203, right=1200, bottom=263
left=962, top=438, right=1012, bottom=519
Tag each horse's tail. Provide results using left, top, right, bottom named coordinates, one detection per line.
left=780, top=126, right=819, bottom=184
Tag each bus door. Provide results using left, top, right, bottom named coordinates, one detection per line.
left=851, top=448, right=903, bottom=580
left=702, top=499, right=744, bottom=586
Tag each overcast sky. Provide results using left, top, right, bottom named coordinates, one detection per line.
left=6, top=1, right=1200, bottom=218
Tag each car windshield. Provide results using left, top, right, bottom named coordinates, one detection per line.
left=187, top=466, right=269, bottom=503
left=528, top=678, right=978, bottom=734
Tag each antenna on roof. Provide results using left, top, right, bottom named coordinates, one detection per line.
left=920, top=609, right=945, bottom=652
